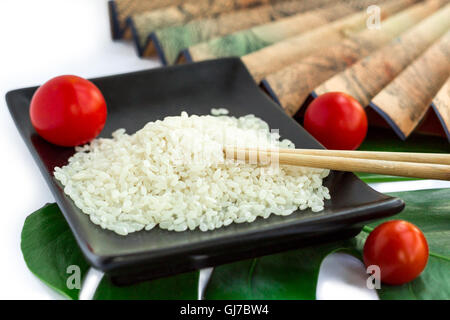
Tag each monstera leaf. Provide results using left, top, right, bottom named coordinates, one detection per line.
left=21, top=203, right=90, bottom=299
left=93, top=272, right=199, bottom=300
left=21, top=203, right=198, bottom=300
left=356, top=188, right=450, bottom=300
left=360, top=128, right=450, bottom=153
left=20, top=185, right=450, bottom=299
left=205, top=188, right=450, bottom=300
left=204, top=242, right=354, bottom=300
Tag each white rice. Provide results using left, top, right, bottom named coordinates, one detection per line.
left=54, top=110, right=330, bottom=235
left=210, top=108, right=229, bottom=116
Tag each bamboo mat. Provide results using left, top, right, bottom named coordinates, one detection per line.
left=147, top=0, right=336, bottom=65
left=108, top=0, right=450, bottom=141
left=242, top=0, right=415, bottom=83
left=182, top=0, right=412, bottom=64
left=260, top=0, right=444, bottom=113
left=124, top=0, right=290, bottom=56
left=179, top=1, right=361, bottom=63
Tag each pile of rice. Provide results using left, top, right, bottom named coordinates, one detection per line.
left=54, top=111, right=330, bottom=235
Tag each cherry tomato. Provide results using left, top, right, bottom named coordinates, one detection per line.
left=30, top=75, right=107, bottom=146
left=363, top=220, right=429, bottom=285
left=304, top=92, right=368, bottom=150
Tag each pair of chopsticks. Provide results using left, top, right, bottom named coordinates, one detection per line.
left=224, top=147, right=450, bottom=180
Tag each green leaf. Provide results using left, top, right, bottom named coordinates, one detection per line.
left=21, top=203, right=90, bottom=300
left=21, top=203, right=200, bottom=300
left=368, top=188, right=450, bottom=258
left=205, top=188, right=450, bottom=300
left=357, top=128, right=450, bottom=183
left=377, top=256, right=450, bottom=300
left=204, top=131, right=450, bottom=299
left=353, top=130, right=450, bottom=299
left=359, top=128, right=450, bottom=153
left=354, top=188, right=450, bottom=299
left=93, top=272, right=199, bottom=300
left=355, top=173, right=416, bottom=183
left=21, top=188, right=450, bottom=300
left=205, top=242, right=348, bottom=300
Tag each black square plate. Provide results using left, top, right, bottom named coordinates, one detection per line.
left=6, top=58, right=404, bottom=285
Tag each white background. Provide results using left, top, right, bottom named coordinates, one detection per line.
left=0, top=0, right=446, bottom=300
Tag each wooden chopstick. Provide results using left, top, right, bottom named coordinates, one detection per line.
left=238, top=147, right=450, bottom=165
left=224, top=147, right=450, bottom=181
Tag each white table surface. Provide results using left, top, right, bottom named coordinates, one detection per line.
left=1, top=0, right=448, bottom=300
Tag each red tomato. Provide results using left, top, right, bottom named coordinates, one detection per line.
left=30, top=75, right=107, bottom=146
left=304, top=92, right=368, bottom=150
left=363, top=220, right=429, bottom=285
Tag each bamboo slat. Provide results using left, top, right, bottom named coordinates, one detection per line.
left=111, top=0, right=177, bottom=38
left=369, top=31, right=450, bottom=140
left=314, top=4, right=450, bottom=108
left=432, top=78, right=450, bottom=142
